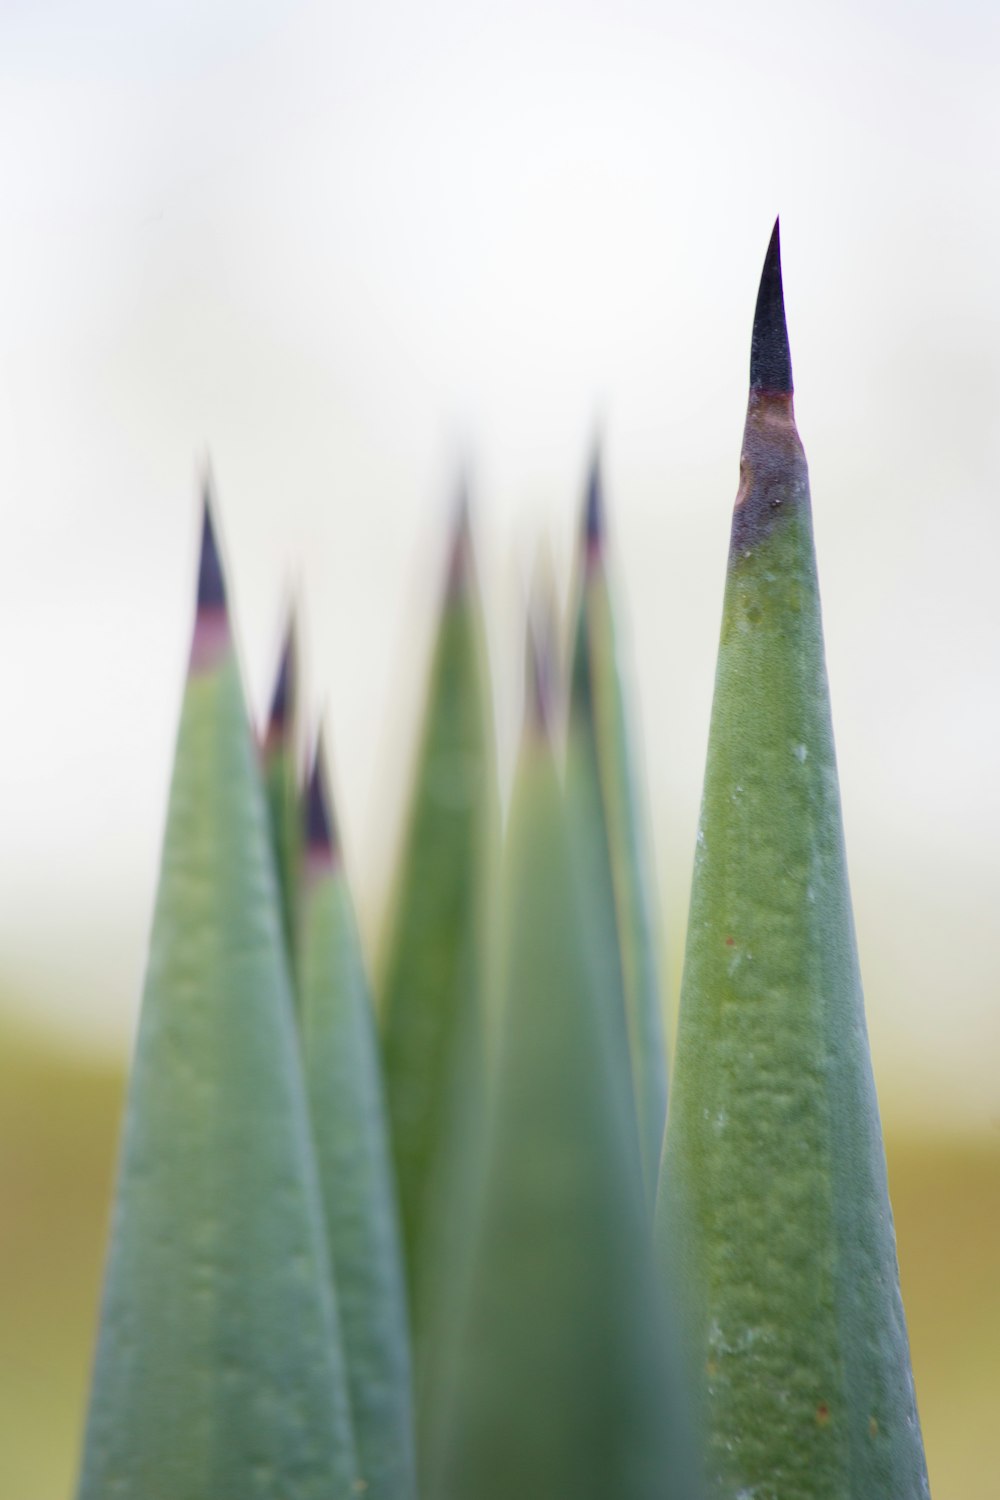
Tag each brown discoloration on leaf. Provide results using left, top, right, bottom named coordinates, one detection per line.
left=304, top=845, right=338, bottom=885
left=189, top=607, right=231, bottom=674
left=730, top=389, right=809, bottom=558
left=730, top=220, right=809, bottom=558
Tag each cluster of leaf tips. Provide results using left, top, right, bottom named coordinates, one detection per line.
left=76, top=222, right=930, bottom=1500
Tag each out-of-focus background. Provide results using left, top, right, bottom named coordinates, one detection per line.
left=0, top=2, right=997, bottom=1496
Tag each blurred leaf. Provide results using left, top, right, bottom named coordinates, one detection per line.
left=432, top=622, right=692, bottom=1500
left=262, top=614, right=303, bottom=987
left=567, top=456, right=669, bottom=1205
left=378, top=501, right=498, bottom=1347
left=298, top=745, right=417, bottom=1500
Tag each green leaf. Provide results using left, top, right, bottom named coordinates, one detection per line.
left=76, top=505, right=357, bottom=1500
left=298, top=744, right=417, bottom=1500
left=378, top=501, right=498, bottom=1341
left=432, top=617, right=691, bottom=1500
left=567, top=455, right=669, bottom=1206
left=656, top=223, right=929, bottom=1499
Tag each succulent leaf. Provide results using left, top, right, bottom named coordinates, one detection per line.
left=378, top=497, right=498, bottom=1337
left=76, top=498, right=357, bottom=1500
left=433, top=672, right=691, bottom=1500
left=299, top=743, right=417, bottom=1500
left=657, top=221, right=929, bottom=1500
left=567, top=452, right=669, bottom=1205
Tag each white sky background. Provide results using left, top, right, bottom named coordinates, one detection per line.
left=0, top=0, right=997, bottom=1131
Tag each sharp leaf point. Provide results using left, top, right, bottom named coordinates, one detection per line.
left=749, top=217, right=794, bottom=395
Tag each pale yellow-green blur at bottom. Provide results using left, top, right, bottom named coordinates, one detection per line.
left=0, top=1009, right=994, bottom=1500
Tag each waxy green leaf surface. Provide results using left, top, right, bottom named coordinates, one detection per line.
left=657, top=224, right=929, bottom=1500
left=76, top=513, right=357, bottom=1500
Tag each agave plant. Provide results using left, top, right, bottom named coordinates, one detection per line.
left=74, top=225, right=929, bottom=1500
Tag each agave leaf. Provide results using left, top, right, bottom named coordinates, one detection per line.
left=567, top=456, right=669, bottom=1205
left=298, top=740, right=417, bottom=1500
left=76, top=500, right=357, bottom=1500
left=378, top=497, right=498, bottom=1340
left=262, top=612, right=302, bottom=984
left=433, top=613, right=691, bottom=1500
left=656, top=223, right=929, bottom=1499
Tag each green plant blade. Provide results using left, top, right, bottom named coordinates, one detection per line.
left=76, top=503, right=357, bottom=1500
left=657, top=222, right=928, bottom=1499
left=298, top=743, right=417, bottom=1500
left=262, top=614, right=302, bottom=984
left=433, top=618, right=691, bottom=1500
left=568, top=456, right=669, bottom=1205
left=378, top=500, right=498, bottom=1338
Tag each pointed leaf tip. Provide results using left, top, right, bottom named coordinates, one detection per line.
left=197, top=496, right=227, bottom=613
left=749, top=218, right=794, bottom=395
left=447, top=483, right=473, bottom=597
left=189, top=490, right=232, bottom=672
left=267, top=618, right=296, bottom=735
left=584, top=449, right=605, bottom=557
left=305, top=741, right=339, bottom=858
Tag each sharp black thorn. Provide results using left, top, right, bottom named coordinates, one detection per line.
left=749, top=218, right=794, bottom=395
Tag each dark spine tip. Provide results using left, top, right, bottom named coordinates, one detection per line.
left=268, top=620, right=296, bottom=736
left=583, top=447, right=605, bottom=560
left=197, top=491, right=227, bottom=613
left=446, top=482, right=473, bottom=598
left=749, top=218, right=794, bottom=395
left=305, top=740, right=339, bottom=859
